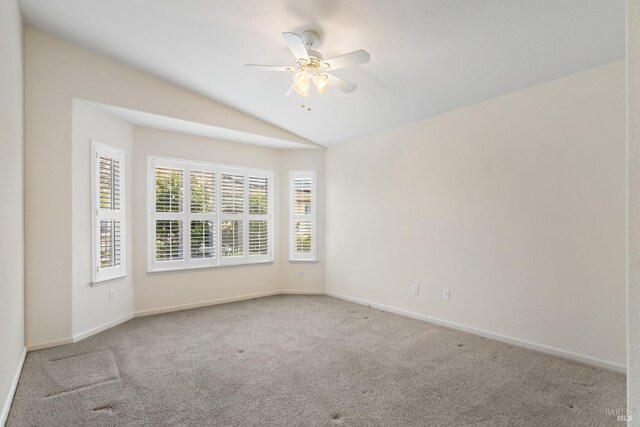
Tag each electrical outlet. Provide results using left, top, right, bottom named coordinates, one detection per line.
left=442, top=289, right=450, bottom=301
left=109, top=289, right=115, bottom=301
left=411, top=284, right=420, bottom=295
left=298, top=271, right=304, bottom=279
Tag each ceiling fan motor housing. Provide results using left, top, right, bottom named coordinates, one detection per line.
left=301, top=30, right=320, bottom=48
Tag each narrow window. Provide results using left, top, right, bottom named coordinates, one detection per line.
left=92, top=141, right=126, bottom=284
left=289, top=170, right=317, bottom=261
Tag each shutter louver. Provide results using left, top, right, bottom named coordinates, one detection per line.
left=294, top=177, right=312, bottom=215
left=100, top=220, right=114, bottom=267
left=293, top=220, right=312, bottom=253
left=155, top=167, right=184, bottom=213
left=249, top=220, right=268, bottom=255
left=155, top=220, right=184, bottom=260
left=99, top=156, right=120, bottom=210
left=190, top=170, right=215, bottom=213
left=221, top=220, right=244, bottom=257
left=190, top=220, right=215, bottom=259
left=249, top=176, right=268, bottom=215
left=221, top=173, right=244, bottom=214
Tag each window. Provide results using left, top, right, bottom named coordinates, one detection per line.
left=289, top=170, right=317, bottom=261
left=148, top=156, right=273, bottom=272
left=92, top=141, right=126, bottom=284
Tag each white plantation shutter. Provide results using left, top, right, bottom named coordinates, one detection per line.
left=249, top=220, right=268, bottom=254
left=92, top=141, right=126, bottom=284
left=220, top=219, right=244, bottom=257
left=220, top=169, right=245, bottom=259
left=248, top=173, right=271, bottom=260
left=189, top=169, right=216, bottom=263
left=220, top=171, right=244, bottom=215
left=151, top=161, right=186, bottom=270
left=289, top=170, right=317, bottom=261
left=148, top=157, right=272, bottom=271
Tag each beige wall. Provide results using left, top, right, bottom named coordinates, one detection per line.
left=0, top=0, right=25, bottom=423
left=628, top=0, right=640, bottom=422
left=72, top=101, right=135, bottom=338
left=326, top=61, right=627, bottom=370
left=24, top=27, right=312, bottom=347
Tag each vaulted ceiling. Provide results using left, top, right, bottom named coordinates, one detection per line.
left=19, top=0, right=625, bottom=146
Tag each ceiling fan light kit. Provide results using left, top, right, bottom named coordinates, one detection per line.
left=245, top=29, right=370, bottom=110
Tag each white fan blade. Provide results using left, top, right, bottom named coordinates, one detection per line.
left=285, top=84, right=296, bottom=96
left=321, top=49, right=370, bottom=70
left=244, top=64, right=296, bottom=72
left=326, top=74, right=357, bottom=93
left=282, top=32, right=310, bottom=63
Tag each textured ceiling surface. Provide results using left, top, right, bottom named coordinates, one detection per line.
left=19, top=0, right=625, bottom=146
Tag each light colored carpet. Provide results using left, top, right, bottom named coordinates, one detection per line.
left=7, top=295, right=626, bottom=426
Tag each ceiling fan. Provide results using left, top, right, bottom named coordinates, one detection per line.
left=244, top=30, right=370, bottom=99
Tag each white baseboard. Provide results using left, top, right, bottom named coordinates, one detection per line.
left=0, top=346, right=26, bottom=427
left=26, top=337, right=73, bottom=352
left=278, top=289, right=326, bottom=295
left=326, top=291, right=625, bottom=373
left=134, top=290, right=281, bottom=317
left=72, top=313, right=135, bottom=343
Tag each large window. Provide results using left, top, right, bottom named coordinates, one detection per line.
left=289, top=170, right=317, bottom=261
left=92, top=141, right=126, bottom=284
left=148, top=156, right=273, bottom=272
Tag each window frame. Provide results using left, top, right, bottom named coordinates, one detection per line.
left=289, top=170, right=317, bottom=262
left=91, top=140, right=126, bottom=285
left=147, top=155, right=273, bottom=273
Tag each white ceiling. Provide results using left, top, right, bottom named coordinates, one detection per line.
left=20, top=0, right=625, bottom=146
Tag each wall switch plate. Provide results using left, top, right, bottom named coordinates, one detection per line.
left=109, top=289, right=115, bottom=301
left=442, top=289, right=450, bottom=301
left=411, top=284, right=420, bottom=295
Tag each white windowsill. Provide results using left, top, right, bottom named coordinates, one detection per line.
left=147, top=259, right=274, bottom=274
left=91, top=274, right=127, bottom=287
